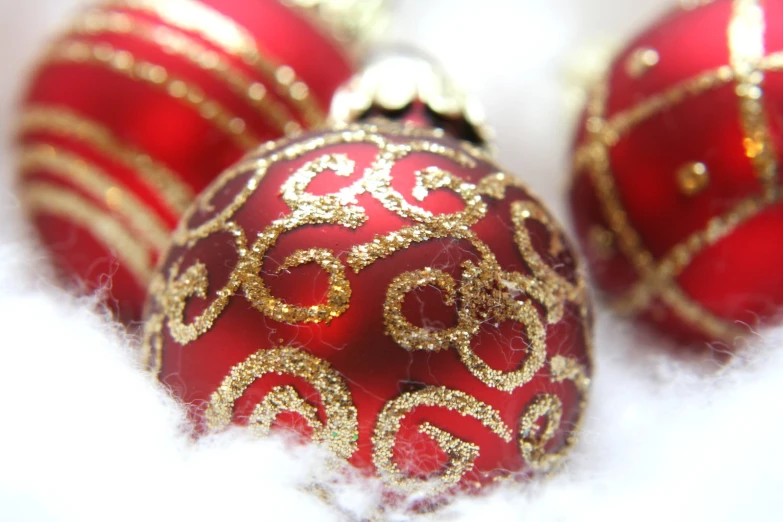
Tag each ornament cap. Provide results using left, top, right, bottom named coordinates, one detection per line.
left=281, top=0, right=387, bottom=50
left=330, top=52, right=492, bottom=147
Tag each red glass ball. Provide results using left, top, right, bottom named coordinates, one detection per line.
left=142, top=123, right=592, bottom=497
left=17, top=0, right=357, bottom=322
left=570, top=0, right=783, bottom=346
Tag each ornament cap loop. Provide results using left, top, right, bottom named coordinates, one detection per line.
left=329, top=52, right=492, bottom=147
left=281, top=0, right=387, bottom=50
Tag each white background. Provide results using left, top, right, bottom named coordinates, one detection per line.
left=1, top=1, right=782, bottom=521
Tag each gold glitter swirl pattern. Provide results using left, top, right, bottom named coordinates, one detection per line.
left=249, top=385, right=324, bottom=437
left=264, top=248, right=351, bottom=323
left=518, top=394, right=564, bottom=471
left=511, top=200, right=586, bottom=324
left=383, top=268, right=460, bottom=352
left=178, top=131, right=561, bottom=394
left=550, top=355, right=591, bottom=396
left=531, top=355, right=592, bottom=471
left=371, top=386, right=512, bottom=493
left=452, top=259, right=548, bottom=392
left=161, top=155, right=361, bottom=345
left=205, top=346, right=358, bottom=460
left=162, top=257, right=237, bottom=346
left=142, top=123, right=591, bottom=486
left=346, top=158, right=482, bottom=272
left=415, top=423, right=479, bottom=488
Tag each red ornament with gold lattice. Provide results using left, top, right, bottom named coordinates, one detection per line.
left=571, top=0, right=783, bottom=346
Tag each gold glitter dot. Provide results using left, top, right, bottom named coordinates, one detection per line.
left=676, top=161, right=710, bottom=196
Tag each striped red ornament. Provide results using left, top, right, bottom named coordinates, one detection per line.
left=17, top=0, right=379, bottom=321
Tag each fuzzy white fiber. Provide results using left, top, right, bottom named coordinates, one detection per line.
left=1, top=0, right=781, bottom=520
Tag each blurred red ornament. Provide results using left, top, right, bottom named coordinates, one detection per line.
left=17, top=0, right=381, bottom=322
left=570, top=0, right=783, bottom=346
left=141, top=59, right=592, bottom=498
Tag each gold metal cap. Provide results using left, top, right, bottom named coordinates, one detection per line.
left=329, top=52, right=491, bottom=146
left=281, top=0, right=387, bottom=49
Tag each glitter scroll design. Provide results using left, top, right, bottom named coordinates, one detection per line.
left=205, top=347, right=358, bottom=460
left=574, top=0, right=781, bottom=342
left=143, top=123, right=590, bottom=489
left=372, top=386, right=512, bottom=493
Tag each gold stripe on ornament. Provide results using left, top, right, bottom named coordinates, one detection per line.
left=580, top=134, right=655, bottom=277
left=18, top=144, right=170, bottom=253
left=574, top=66, right=735, bottom=160
left=43, top=39, right=258, bottom=151
left=104, top=0, right=325, bottom=126
left=18, top=104, right=194, bottom=215
left=580, top=134, right=746, bottom=341
left=659, top=285, right=747, bottom=341
left=69, top=9, right=301, bottom=136
left=575, top=48, right=783, bottom=162
left=612, top=196, right=764, bottom=314
left=23, top=182, right=153, bottom=285
left=729, top=0, right=780, bottom=201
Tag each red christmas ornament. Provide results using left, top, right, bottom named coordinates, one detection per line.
left=17, top=0, right=381, bottom=321
left=142, top=58, right=592, bottom=499
left=570, top=0, right=783, bottom=346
